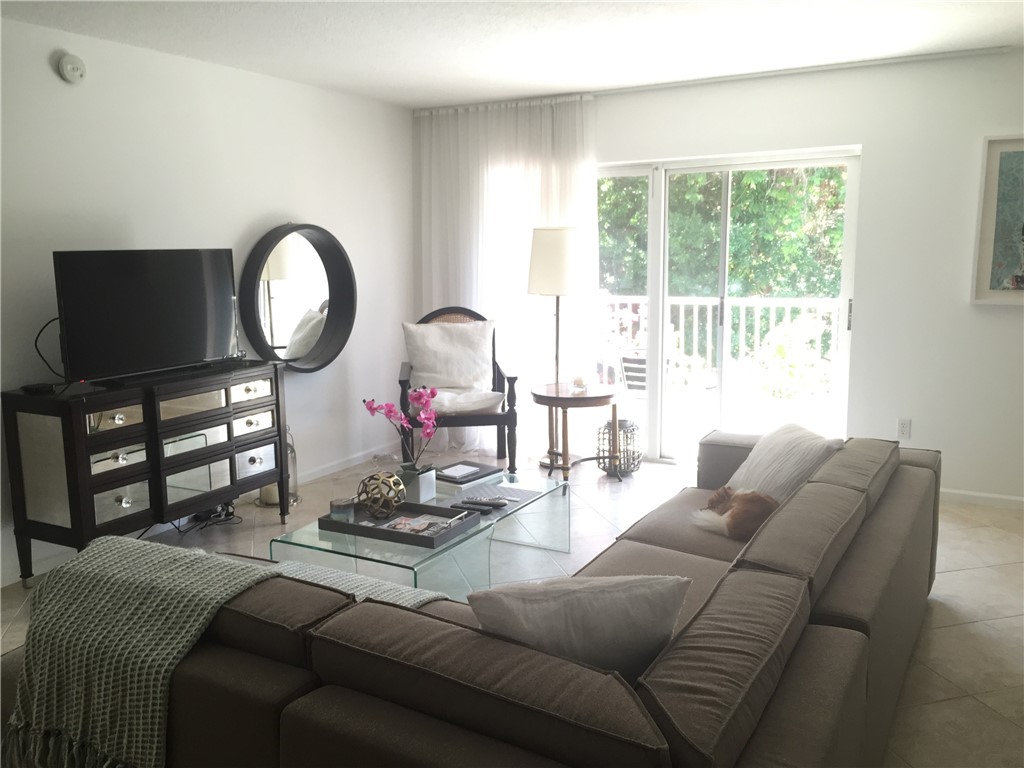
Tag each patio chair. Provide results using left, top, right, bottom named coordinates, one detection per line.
left=399, top=307, right=517, bottom=473
left=620, top=354, right=648, bottom=392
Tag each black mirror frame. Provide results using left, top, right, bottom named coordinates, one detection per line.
left=239, top=222, right=357, bottom=373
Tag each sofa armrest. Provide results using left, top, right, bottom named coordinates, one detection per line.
left=736, top=625, right=868, bottom=768
left=697, top=431, right=760, bottom=489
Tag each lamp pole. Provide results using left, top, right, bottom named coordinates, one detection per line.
left=554, top=294, right=561, bottom=387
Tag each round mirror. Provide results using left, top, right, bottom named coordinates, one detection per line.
left=240, top=223, right=357, bottom=373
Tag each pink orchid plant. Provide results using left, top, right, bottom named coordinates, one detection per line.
left=363, top=387, right=439, bottom=471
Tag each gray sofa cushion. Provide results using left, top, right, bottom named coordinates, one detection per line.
left=576, top=539, right=732, bottom=632
left=809, top=438, right=899, bottom=514
left=310, top=601, right=670, bottom=768
left=205, top=576, right=354, bottom=667
left=736, top=625, right=869, bottom=768
left=618, top=487, right=746, bottom=563
left=735, top=483, right=867, bottom=603
left=638, top=569, right=810, bottom=768
left=281, top=686, right=567, bottom=767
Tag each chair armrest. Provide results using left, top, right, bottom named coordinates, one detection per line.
left=399, top=363, right=412, bottom=414
left=494, top=362, right=517, bottom=409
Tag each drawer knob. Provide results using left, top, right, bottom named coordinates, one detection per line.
left=110, top=413, right=126, bottom=425
left=248, top=456, right=263, bottom=467
left=112, top=452, right=128, bottom=465
left=114, top=495, right=132, bottom=509
left=244, top=385, right=255, bottom=394
left=245, top=418, right=259, bottom=428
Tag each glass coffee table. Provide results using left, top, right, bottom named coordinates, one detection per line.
left=270, top=474, right=568, bottom=602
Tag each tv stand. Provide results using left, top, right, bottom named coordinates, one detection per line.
left=2, top=360, right=288, bottom=584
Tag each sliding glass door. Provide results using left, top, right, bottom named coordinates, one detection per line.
left=598, top=155, right=856, bottom=470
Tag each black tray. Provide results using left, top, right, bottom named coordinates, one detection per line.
left=317, top=501, right=480, bottom=549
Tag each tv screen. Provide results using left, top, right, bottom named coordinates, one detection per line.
left=53, top=249, right=240, bottom=382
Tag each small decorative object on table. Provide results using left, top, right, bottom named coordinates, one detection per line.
left=365, top=387, right=440, bottom=504
left=355, top=472, right=406, bottom=519
left=399, top=463, right=436, bottom=504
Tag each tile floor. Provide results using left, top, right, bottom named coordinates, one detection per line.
left=2, top=453, right=1022, bottom=767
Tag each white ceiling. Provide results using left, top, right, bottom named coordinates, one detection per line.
left=3, top=1, right=1022, bottom=109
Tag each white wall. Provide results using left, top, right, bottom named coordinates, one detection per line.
left=594, top=51, right=1024, bottom=502
left=0, top=20, right=414, bottom=585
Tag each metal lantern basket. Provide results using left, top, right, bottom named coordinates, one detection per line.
left=596, top=419, right=643, bottom=474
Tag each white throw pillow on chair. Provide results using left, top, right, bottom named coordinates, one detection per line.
left=431, top=388, right=505, bottom=416
left=403, top=320, right=494, bottom=392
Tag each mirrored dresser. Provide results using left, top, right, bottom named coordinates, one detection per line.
left=2, top=360, right=287, bottom=584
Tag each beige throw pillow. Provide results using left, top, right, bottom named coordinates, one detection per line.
left=728, top=423, right=845, bottom=504
left=403, top=320, right=493, bottom=391
left=467, top=575, right=691, bottom=682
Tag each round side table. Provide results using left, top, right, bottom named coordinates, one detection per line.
left=530, top=383, right=620, bottom=481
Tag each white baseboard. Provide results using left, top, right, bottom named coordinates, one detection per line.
left=941, top=488, right=1024, bottom=510
left=300, top=443, right=398, bottom=484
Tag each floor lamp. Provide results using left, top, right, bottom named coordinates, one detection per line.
left=528, top=227, right=580, bottom=387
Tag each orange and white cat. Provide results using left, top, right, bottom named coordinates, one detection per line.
left=692, top=486, right=779, bottom=541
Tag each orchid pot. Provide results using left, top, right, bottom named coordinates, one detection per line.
left=399, top=463, right=437, bottom=504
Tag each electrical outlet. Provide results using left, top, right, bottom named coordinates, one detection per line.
left=897, top=418, right=912, bottom=441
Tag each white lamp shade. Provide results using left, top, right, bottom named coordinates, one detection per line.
left=528, top=227, right=582, bottom=296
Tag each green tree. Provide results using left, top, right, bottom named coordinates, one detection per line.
left=598, top=165, right=846, bottom=299
left=597, top=176, right=648, bottom=295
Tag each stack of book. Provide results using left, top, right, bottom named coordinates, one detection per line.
left=436, top=460, right=504, bottom=486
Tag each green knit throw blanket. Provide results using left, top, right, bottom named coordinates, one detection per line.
left=3, top=537, right=277, bottom=768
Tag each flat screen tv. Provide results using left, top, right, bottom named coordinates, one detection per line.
left=53, top=249, right=240, bottom=382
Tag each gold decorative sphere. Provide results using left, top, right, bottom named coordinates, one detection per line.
left=355, top=471, right=406, bottom=518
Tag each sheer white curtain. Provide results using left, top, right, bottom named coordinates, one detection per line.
left=415, top=95, right=598, bottom=456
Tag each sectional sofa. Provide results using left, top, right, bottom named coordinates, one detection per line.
left=1, top=431, right=940, bottom=767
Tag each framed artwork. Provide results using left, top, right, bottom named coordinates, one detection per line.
left=972, top=136, right=1024, bottom=305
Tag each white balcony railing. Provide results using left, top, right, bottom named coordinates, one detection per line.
left=604, top=295, right=842, bottom=385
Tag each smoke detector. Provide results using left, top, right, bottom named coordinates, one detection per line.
left=58, top=54, right=86, bottom=84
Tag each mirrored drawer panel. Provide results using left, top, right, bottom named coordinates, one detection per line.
left=236, top=443, right=276, bottom=480
left=94, top=481, right=151, bottom=525
left=90, top=444, right=147, bottom=476
left=86, top=405, right=144, bottom=435
left=163, top=424, right=229, bottom=458
left=166, top=459, right=232, bottom=505
left=231, top=378, right=272, bottom=403
left=159, top=389, right=227, bottom=422
left=233, top=410, right=274, bottom=437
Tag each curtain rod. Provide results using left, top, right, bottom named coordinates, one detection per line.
left=414, top=93, right=593, bottom=118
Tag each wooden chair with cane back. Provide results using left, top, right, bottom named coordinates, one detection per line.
left=399, top=307, right=518, bottom=473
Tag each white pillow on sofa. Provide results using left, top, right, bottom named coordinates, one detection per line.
left=403, top=321, right=493, bottom=391
left=728, top=423, right=844, bottom=503
left=467, top=575, right=691, bottom=682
